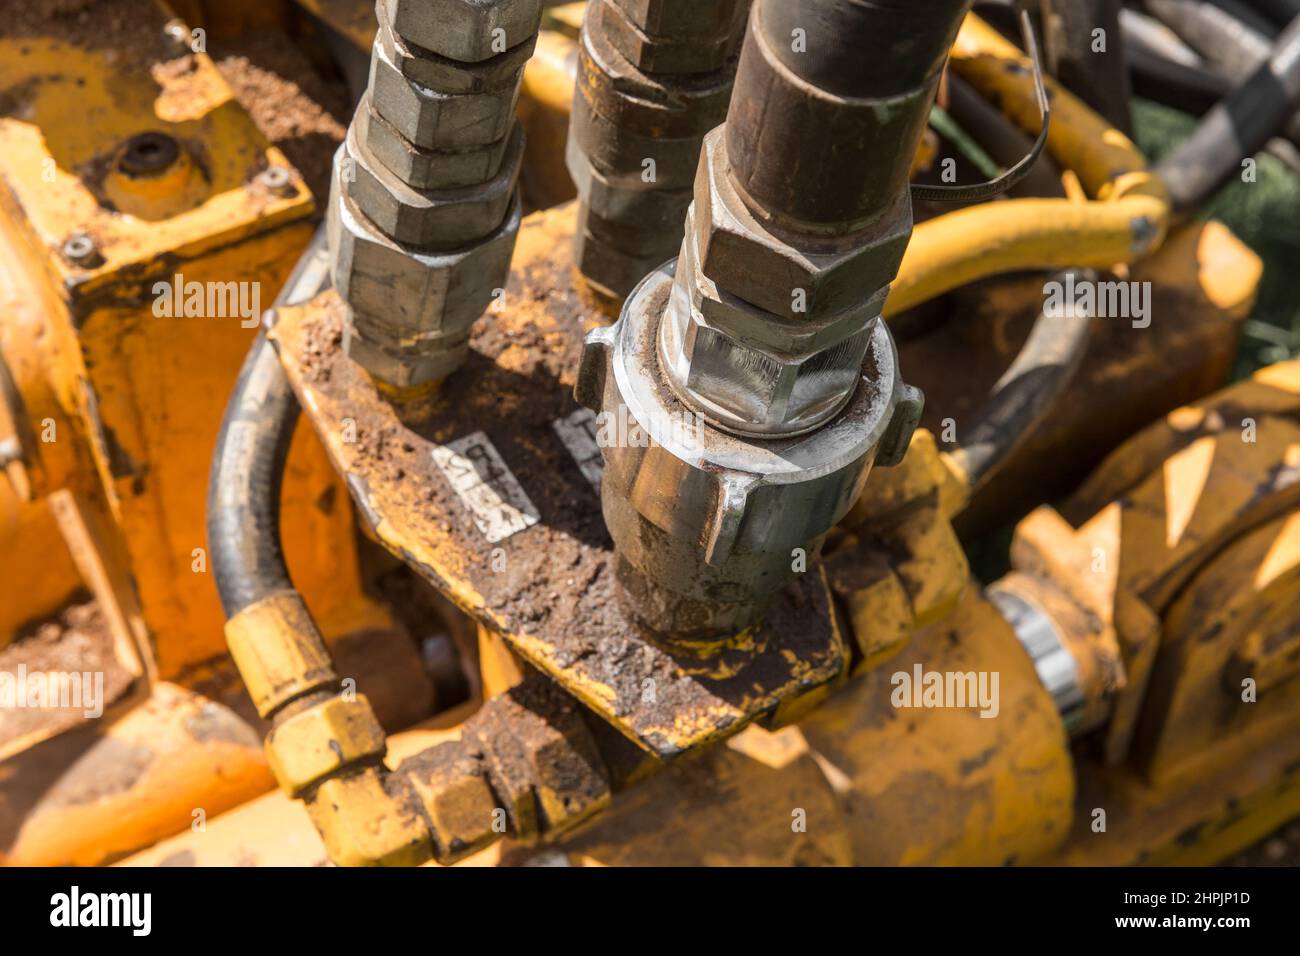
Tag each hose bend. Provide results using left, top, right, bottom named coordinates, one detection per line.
left=207, top=334, right=299, bottom=616
left=1154, top=13, right=1300, bottom=217
left=885, top=13, right=1172, bottom=320
left=885, top=192, right=1167, bottom=318
left=208, top=226, right=329, bottom=617
left=944, top=269, right=1096, bottom=492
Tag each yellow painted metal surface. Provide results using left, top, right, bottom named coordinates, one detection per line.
left=1004, top=361, right=1300, bottom=863
left=800, top=587, right=1077, bottom=866
left=0, top=486, right=81, bottom=647
left=0, top=0, right=402, bottom=680
left=2, top=0, right=1291, bottom=871
left=0, top=0, right=422, bottom=865
left=0, top=681, right=272, bottom=867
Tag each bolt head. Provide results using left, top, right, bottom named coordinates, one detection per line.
left=61, top=233, right=101, bottom=267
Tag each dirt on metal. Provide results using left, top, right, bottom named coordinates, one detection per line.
left=0, top=0, right=168, bottom=56
left=0, top=597, right=134, bottom=748
left=212, top=31, right=350, bottom=211
left=278, top=208, right=846, bottom=757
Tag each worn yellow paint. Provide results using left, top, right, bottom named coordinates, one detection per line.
left=0, top=2, right=418, bottom=867
left=1161, top=435, right=1216, bottom=549
left=1, top=682, right=273, bottom=867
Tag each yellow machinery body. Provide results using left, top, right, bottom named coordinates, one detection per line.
left=1, top=0, right=1298, bottom=867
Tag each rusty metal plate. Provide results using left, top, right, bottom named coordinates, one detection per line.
left=270, top=208, right=848, bottom=759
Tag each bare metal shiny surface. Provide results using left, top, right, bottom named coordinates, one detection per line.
left=578, top=263, right=919, bottom=638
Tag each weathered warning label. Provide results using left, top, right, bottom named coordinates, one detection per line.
left=552, top=408, right=603, bottom=490
left=431, top=431, right=540, bottom=543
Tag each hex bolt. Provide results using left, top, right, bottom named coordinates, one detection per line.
left=61, top=233, right=102, bottom=268
left=257, top=165, right=296, bottom=196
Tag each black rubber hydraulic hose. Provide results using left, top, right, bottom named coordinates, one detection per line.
left=1126, top=44, right=1300, bottom=175
left=207, top=226, right=331, bottom=617
left=1143, top=0, right=1274, bottom=76
left=759, top=0, right=972, bottom=100
left=947, top=270, right=1095, bottom=493
left=1155, top=13, right=1300, bottom=216
left=725, top=0, right=974, bottom=230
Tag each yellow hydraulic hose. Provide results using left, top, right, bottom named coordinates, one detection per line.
left=884, top=13, right=1172, bottom=319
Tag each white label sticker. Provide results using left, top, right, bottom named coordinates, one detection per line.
left=552, top=408, right=603, bottom=490
left=431, top=431, right=540, bottom=543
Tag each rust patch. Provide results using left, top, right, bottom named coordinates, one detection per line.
left=212, top=31, right=350, bottom=212
left=273, top=224, right=847, bottom=758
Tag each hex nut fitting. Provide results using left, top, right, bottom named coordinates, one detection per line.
left=386, top=0, right=543, bottom=64
left=609, top=0, right=748, bottom=39
left=659, top=210, right=888, bottom=434
left=369, top=35, right=521, bottom=150
left=342, top=318, right=474, bottom=388
left=659, top=228, right=877, bottom=434
left=327, top=151, right=522, bottom=385
left=397, top=742, right=500, bottom=863
left=360, top=96, right=516, bottom=191
left=695, top=127, right=912, bottom=322
left=264, top=694, right=386, bottom=796
left=377, top=3, right=536, bottom=94
left=565, top=133, right=693, bottom=235
left=573, top=215, right=676, bottom=300
left=598, top=0, right=745, bottom=74
left=345, top=113, right=523, bottom=249
left=676, top=210, right=891, bottom=356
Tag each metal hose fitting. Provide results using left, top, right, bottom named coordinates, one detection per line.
left=328, top=0, right=543, bottom=388
left=577, top=0, right=970, bottom=640
left=566, top=0, right=749, bottom=299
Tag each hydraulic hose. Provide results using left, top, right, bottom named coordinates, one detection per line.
left=1121, top=6, right=1205, bottom=67
left=1142, top=0, right=1274, bottom=76
left=1155, top=13, right=1300, bottom=216
left=885, top=13, right=1171, bottom=317
left=726, top=0, right=974, bottom=231
left=885, top=196, right=1166, bottom=317
left=207, top=225, right=330, bottom=617
left=945, top=74, right=1066, bottom=198
left=1207, top=0, right=1282, bottom=35
left=759, top=0, right=972, bottom=99
left=945, top=270, right=1095, bottom=492
left=1127, top=42, right=1300, bottom=175
left=1128, top=39, right=1231, bottom=112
